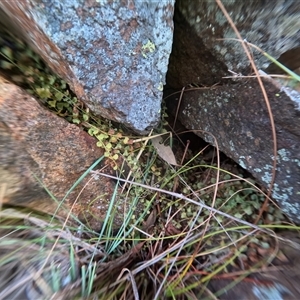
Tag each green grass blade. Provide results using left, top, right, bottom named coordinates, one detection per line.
left=263, top=51, right=300, bottom=81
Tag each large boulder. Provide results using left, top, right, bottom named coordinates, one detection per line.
left=0, top=0, right=175, bottom=134
left=166, top=0, right=300, bottom=222
left=167, top=0, right=300, bottom=89
left=0, top=75, right=132, bottom=230
left=171, top=78, right=300, bottom=223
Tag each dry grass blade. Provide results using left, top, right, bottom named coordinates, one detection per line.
left=0, top=208, right=102, bottom=300
left=173, top=86, right=185, bottom=129
left=94, top=170, right=275, bottom=234
left=117, top=268, right=139, bottom=300
left=0, top=183, right=6, bottom=211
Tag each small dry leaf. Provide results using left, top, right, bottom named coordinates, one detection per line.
left=275, top=250, right=289, bottom=263
left=151, top=136, right=177, bottom=165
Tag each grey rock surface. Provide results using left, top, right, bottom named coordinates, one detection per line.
left=0, top=0, right=175, bottom=134
left=177, top=0, right=300, bottom=73
left=172, top=78, right=300, bottom=223
left=165, top=0, right=300, bottom=222
left=167, top=0, right=300, bottom=89
left=208, top=231, right=300, bottom=300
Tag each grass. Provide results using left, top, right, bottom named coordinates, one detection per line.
left=0, top=147, right=296, bottom=299
left=1, top=2, right=300, bottom=299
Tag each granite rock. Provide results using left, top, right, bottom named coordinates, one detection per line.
left=0, top=0, right=175, bottom=134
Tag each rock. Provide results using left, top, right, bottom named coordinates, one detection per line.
left=164, top=0, right=300, bottom=222
left=0, top=0, right=175, bottom=134
left=170, top=77, right=300, bottom=223
left=0, top=75, right=131, bottom=230
left=208, top=231, right=300, bottom=300
left=166, top=2, right=228, bottom=89
left=167, top=0, right=300, bottom=89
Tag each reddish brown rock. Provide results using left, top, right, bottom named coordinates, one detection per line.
left=0, top=76, right=127, bottom=229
